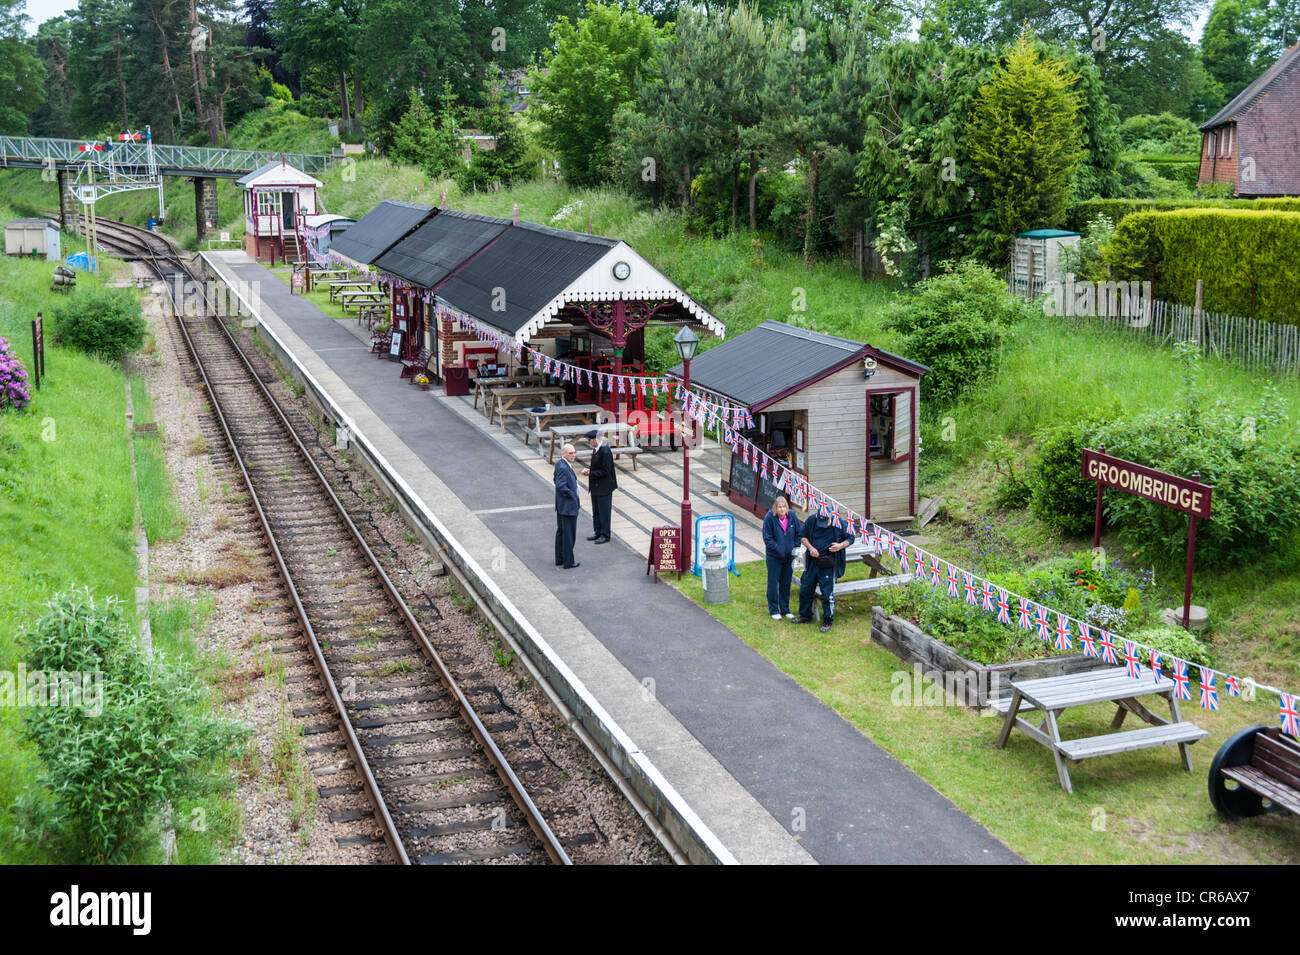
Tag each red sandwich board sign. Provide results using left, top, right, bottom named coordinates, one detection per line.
left=646, top=526, right=682, bottom=582
left=1082, top=447, right=1213, bottom=630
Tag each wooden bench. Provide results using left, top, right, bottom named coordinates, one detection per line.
left=1209, top=725, right=1300, bottom=819
left=834, top=573, right=912, bottom=596
left=400, top=347, right=432, bottom=381
left=1056, top=721, right=1208, bottom=761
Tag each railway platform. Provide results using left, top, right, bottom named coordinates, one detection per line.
left=201, top=250, right=1021, bottom=865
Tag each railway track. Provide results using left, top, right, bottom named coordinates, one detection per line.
left=94, top=220, right=572, bottom=865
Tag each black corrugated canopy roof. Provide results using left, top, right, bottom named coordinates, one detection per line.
left=372, top=210, right=510, bottom=289
left=330, top=199, right=435, bottom=265
left=672, top=320, right=928, bottom=410
left=435, top=219, right=617, bottom=334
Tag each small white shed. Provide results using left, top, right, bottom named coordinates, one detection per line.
left=237, top=160, right=324, bottom=266
left=5, top=219, right=61, bottom=260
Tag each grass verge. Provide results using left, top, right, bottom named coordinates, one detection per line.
left=668, top=561, right=1300, bottom=864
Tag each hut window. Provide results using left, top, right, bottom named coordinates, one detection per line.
left=256, top=192, right=280, bottom=216
left=870, top=394, right=895, bottom=459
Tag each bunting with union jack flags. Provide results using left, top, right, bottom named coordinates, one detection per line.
left=1171, top=658, right=1191, bottom=699
left=1080, top=624, right=1098, bottom=658
left=946, top=564, right=959, bottom=598
left=1123, top=640, right=1142, bottom=679
left=963, top=573, right=977, bottom=606
left=1053, top=614, right=1072, bottom=651
left=1099, top=631, right=1118, bottom=665
left=1225, top=674, right=1241, bottom=697
left=929, top=556, right=941, bottom=587
left=1035, top=605, right=1050, bottom=641
left=1199, top=669, right=1218, bottom=711
left=981, top=581, right=995, bottom=613
left=1018, top=597, right=1033, bottom=630
left=997, top=588, right=1011, bottom=625
left=1281, top=693, right=1300, bottom=738
left=1149, top=649, right=1162, bottom=683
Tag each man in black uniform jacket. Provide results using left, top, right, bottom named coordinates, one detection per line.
left=582, top=429, right=617, bottom=544
left=554, top=443, right=580, bottom=568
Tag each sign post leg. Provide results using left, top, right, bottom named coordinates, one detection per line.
left=1183, top=513, right=1197, bottom=631
left=30, top=319, right=40, bottom=391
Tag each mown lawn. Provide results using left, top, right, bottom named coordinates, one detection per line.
left=670, top=562, right=1300, bottom=864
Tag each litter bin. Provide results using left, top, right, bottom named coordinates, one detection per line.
left=443, top=365, right=470, bottom=397
left=147, top=217, right=157, bottom=231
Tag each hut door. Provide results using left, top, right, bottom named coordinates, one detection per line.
left=865, top=387, right=917, bottom=521
left=280, top=191, right=296, bottom=230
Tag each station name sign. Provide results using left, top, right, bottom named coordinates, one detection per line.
left=1081, top=449, right=1212, bottom=519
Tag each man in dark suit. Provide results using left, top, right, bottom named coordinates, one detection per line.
left=582, top=429, right=617, bottom=544
left=554, top=442, right=580, bottom=568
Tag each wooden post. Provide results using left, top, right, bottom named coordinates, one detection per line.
left=1183, top=469, right=1201, bottom=631
left=31, top=318, right=40, bottom=391
left=1025, top=244, right=1035, bottom=298
left=1193, top=278, right=1203, bottom=349
left=1092, top=443, right=1104, bottom=548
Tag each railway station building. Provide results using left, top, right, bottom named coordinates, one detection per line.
left=331, top=200, right=724, bottom=419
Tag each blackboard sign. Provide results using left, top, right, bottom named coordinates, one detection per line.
left=757, top=473, right=781, bottom=513
left=729, top=456, right=757, bottom=500
left=388, top=329, right=403, bottom=361
left=646, top=526, right=682, bottom=581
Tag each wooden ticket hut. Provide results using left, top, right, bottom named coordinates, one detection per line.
left=678, top=321, right=929, bottom=523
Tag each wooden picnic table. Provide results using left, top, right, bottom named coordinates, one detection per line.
left=328, top=279, right=377, bottom=302
left=339, top=290, right=386, bottom=313
left=546, top=421, right=637, bottom=464
left=524, top=404, right=604, bottom=445
left=310, top=268, right=350, bottom=282
left=992, top=668, right=1208, bottom=793
left=472, top=374, right=545, bottom=410
left=487, top=386, right=566, bottom=428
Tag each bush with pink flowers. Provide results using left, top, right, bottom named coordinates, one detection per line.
left=0, top=336, right=31, bottom=411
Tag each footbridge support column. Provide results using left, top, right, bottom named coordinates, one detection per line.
left=194, top=177, right=219, bottom=242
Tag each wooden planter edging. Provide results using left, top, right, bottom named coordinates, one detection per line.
left=870, top=606, right=1111, bottom=710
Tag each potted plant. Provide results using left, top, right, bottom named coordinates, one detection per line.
left=414, top=373, right=430, bottom=392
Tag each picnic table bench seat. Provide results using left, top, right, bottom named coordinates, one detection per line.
left=569, top=444, right=642, bottom=469
left=1056, top=721, right=1208, bottom=761
left=1209, top=725, right=1300, bottom=818
left=834, top=573, right=912, bottom=596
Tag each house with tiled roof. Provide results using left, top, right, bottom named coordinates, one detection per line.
left=1198, top=44, right=1300, bottom=196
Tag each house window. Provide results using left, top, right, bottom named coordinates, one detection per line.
left=1226, top=126, right=1233, bottom=156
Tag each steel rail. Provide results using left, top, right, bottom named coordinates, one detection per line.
left=104, top=223, right=569, bottom=864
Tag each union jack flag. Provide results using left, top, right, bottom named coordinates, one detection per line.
left=830, top=508, right=842, bottom=528
left=913, top=547, right=926, bottom=581
left=819, top=499, right=829, bottom=518
left=1099, top=630, right=1118, bottom=664
left=946, top=564, right=959, bottom=597
left=760, top=457, right=769, bottom=480
left=1149, top=649, right=1162, bottom=682
left=1281, top=694, right=1300, bottom=737
left=1080, top=625, right=1098, bottom=658
left=1171, top=658, right=1191, bottom=699
left=996, top=589, right=1011, bottom=625
left=898, top=545, right=909, bottom=573
left=981, top=581, right=994, bottom=613
left=1035, top=605, right=1050, bottom=641
left=870, top=525, right=883, bottom=553
left=1018, top=598, right=1032, bottom=629
left=929, top=556, right=941, bottom=587
left=1199, top=669, right=1219, bottom=710
left=1054, top=614, right=1072, bottom=651
left=1226, top=674, right=1241, bottom=697
left=1123, top=640, right=1142, bottom=679
left=963, top=572, right=976, bottom=605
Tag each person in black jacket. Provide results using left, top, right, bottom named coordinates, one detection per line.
left=793, top=508, right=851, bottom=632
left=761, top=495, right=801, bottom=620
left=554, top=443, right=580, bottom=568
left=582, top=429, right=617, bottom=544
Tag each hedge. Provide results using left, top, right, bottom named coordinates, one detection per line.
left=1107, top=208, right=1300, bottom=323
left=1068, top=197, right=1300, bottom=231
left=1130, top=157, right=1199, bottom=191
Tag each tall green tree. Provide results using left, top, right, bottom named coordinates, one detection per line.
left=967, top=27, right=1083, bottom=255
left=1201, top=0, right=1259, bottom=99
left=32, top=17, right=74, bottom=137
left=531, top=1, right=667, bottom=187
left=459, top=74, right=532, bottom=190
left=0, top=0, right=48, bottom=136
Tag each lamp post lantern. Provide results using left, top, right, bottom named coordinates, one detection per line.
left=674, top=325, right=700, bottom=563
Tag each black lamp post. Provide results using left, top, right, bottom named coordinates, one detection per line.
left=674, top=325, right=700, bottom=564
